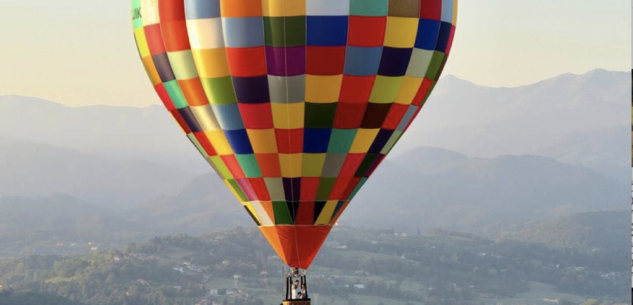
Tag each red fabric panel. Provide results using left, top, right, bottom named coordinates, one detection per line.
left=226, top=47, right=268, bottom=77
left=256, top=154, right=282, bottom=177
left=275, top=129, right=304, bottom=154
left=334, top=102, right=367, bottom=129
left=342, top=177, right=362, bottom=199
left=348, top=16, right=387, bottom=47
left=170, top=109, right=192, bottom=133
left=144, top=24, right=167, bottom=55
left=155, top=84, right=175, bottom=110
left=193, top=132, right=217, bottom=156
left=339, top=75, right=376, bottom=103
left=221, top=155, right=246, bottom=179
left=329, top=176, right=352, bottom=200
left=249, top=178, right=270, bottom=201
left=382, top=103, right=408, bottom=129
left=294, top=201, right=315, bottom=225
left=158, top=0, right=191, bottom=52
left=300, top=177, right=320, bottom=202
left=412, top=78, right=434, bottom=106
left=420, top=0, right=442, bottom=20
left=260, top=225, right=332, bottom=269
left=306, top=46, right=346, bottom=75
left=239, top=103, right=274, bottom=129
left=338, top=154, right=365, bottom=177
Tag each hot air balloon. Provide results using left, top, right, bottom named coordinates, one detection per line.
left=132, top=0, right=457, bottom=303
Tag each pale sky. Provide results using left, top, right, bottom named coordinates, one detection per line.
left=0, top=0, right=630, bottom=107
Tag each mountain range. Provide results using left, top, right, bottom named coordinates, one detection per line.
left=0, top=69, right=629, bottom=255
left=0, top=69, right=629, bottom=179
left=0, top=137, right=194, bottom=209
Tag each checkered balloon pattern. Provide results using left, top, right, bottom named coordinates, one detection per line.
left=132, top=0, right=457, bottom=269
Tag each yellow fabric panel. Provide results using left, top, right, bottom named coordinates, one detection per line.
left=167, top=50, right=200, bottom=80
left=192, top=49, right=230, bottom=78
left=247, top=129, right=279, bottom=153
left=141, top=56, right=162, bottom=86
left=394, top=77, right=423, bottom=105
left=302, top=153, right=326, bottom=177
left=369, top=76, right=403, bottom=104
left=134, top=28, right=151, bottom=58
left=191, top=105, right=221, bottom=131
left=349, top=128, right=380, bottom=153
left=206, top=130, right=234, bottom=155
left=263, top=0, right=306, bottom=16
left=245, top=202, right=262, bottom=224
left=279, top=153, right=303, bottom=177
left=306, top=75, right=343, bottom=103
left=272, top=102, right=305, bottom=129
left=384, top=17, right=419, bottom=48
left=315, top=200, right=338, bottom=225
left=224, top=180, right=247, bottom=203
left=453, top=0, right=458, bottom=25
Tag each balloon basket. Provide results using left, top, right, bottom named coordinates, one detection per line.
left=282, top=299, right=311, bottom=305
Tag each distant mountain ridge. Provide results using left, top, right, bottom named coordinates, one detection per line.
left=0, top=137, right=195, bottom=209
left=0, top=69, right=629, bottom=178
left=345, top=148, right=625, bottom=234
left=397, top=69, right=629, bottom=180
left=130, top=147, right=626, bottom=236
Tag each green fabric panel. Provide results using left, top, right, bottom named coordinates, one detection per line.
left=305, top=102, right=337, bottom=128
left=369, top=76, right=403, bottom=104
left=435, top=55, right=451, bottom=81
left=316, top=178, right=337, bottom=201
left=425, top=51, right=446, bottom=80
left=187, top=134, right=208, bottom=157
left=327, top=129, right=358, bottom=154
left=236, top=154, right=262, bottom=178
left=209, top=156, right=233, bottom=179
left=355, top=153, right=379, bottom=177
left=265, top=178, right=285, bottom=201
left=273, top=201, right=294, bottom=225
left=406, top=49, right=433, bottom=78
left=350, top=0, right=389, bottom=16
left=201, top=76, right=237, bottom=105
left=381, top=130, right=403, bottom=154
left=131, top=0, right=143, bottom=29
left=163, top=80, right=188, bottom=109
left=263, top=16, right=306, bottom=47
left=228, top=179, right=248, bottom=202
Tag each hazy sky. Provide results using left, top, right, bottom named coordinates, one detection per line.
left=0, top=0, right=630, bottom=107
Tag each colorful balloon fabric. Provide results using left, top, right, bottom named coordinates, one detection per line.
left=132, top=0, right=457, bottom=269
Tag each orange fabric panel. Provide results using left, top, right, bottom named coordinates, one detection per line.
left=178, top=79, right=210, bottom=106
left=220, top=0, right=263, bottom=17
left=259, top=225, right=332, bottom=269
left=260, top=226, right=286, bottom=263
left=260, top=201, right=276, bottom=223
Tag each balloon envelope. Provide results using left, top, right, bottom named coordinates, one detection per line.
left=132, top=0, right=457, bottom=269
